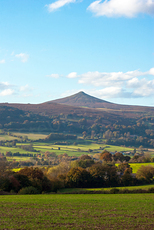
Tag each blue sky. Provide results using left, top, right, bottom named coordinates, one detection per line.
left=0, top=0, right=154, bottom=106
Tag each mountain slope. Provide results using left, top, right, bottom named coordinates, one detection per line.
left=0, top=92, right=154, bottom=120
left=51, top=91, right=111, bottom=108
left=49, top=91, right=154, bottom=113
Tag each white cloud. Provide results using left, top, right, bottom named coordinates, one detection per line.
left=149, top=68, right=154, bottom=75
left=0, top=59, right=5, bottom=64
left=21, top=94, right=33, bottom=98
left=15, top=53, right=29, bottom=63
left=88, top=87, right=132, bottom=99
left=133, top=81, right=154, bottom=97
left=0, top=89, right=14, bottom=96
left=0, top=81, right=34, bottom=98
left=67, top=72, right=77, bottom=78
left=87, top=0, right=154, bottom=17
left=20, top=84, right=32, bottom=92
left=46, top=74, right=60, bottom=78
left=0, top=82, right=15, bottom=97
left=0, top=82, right=12, bottom=90
left=66, top=68, right=154, bottom=99
left=46, top=0, right=76, bottom=12
left=76, top=70, right=147, bottom=87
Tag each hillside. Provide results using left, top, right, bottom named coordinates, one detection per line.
left=50, top=91, right=154, bottom=113
left=0, top=101, right=118, bottom=118
left=51, top=91, right=111, bottom=108
left=0, top=91, right=154, bottom=121
left=0, top=92, right=154, bottom=148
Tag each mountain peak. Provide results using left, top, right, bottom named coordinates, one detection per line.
left=50, top=91, right=111, bottom=108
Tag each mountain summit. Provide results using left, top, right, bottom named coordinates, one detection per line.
left=51, top=91, right=111, bottom=108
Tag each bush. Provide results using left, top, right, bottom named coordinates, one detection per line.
left=0, top=177, right=11, bottom=192
left=148, top=187, right=154, bottom=193
left=109, top=188, right=120, bottom=194
left=18, top=186, right=40, bottom=195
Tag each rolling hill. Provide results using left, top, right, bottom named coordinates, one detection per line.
left=51, top=91, right=111, bottom=108
left=0, top=91, right=153, bottom=119
left=0, top=92, right=154, bottom=149
left=51, top=91, right=154, bottom=112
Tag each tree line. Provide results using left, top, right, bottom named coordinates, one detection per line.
left=0, top=153, right=154, bottom=194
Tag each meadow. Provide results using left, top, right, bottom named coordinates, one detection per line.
left=0, top=194, right=153, bottom=229
left=1, top=132, right=154, bottom=175
left=115, top=162, right=154, bottom=173
left=12, top=132, right=48, bottom=140
left=128, top=163, right=154, bottom=173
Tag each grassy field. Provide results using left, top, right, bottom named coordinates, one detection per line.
left=0, top=194, right=153, bottom=229
left=116, top=163, right=154, bottom=173
left=7, top=156, right=32, bottom=162
left=0, top=146, right=35, bottom=155
left=12, top=132, right=48, bottom=140
left=0, top=132, right=153, bottom=163
left=0, top=135, right=20, bottom=141
left=17, top=142, right=134, bottom=157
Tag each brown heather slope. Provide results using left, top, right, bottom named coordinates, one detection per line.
left=51, top=91, right=111, bottom=108
left=0, top=101, right=119, bottom=118
left=0, top=92, right=154, bottom=120
left=51, top=91, right=154, bottom=113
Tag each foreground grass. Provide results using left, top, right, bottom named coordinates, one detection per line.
left=0, top=194, right=153, bottom=229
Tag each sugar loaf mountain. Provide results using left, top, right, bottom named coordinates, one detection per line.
left=0, top=91, right=154, bottom=148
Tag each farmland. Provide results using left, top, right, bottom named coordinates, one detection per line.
left=128, top=163, right=154, bottom=173
left=0, top=194, right=153, bottom=229
left=0, top=131, right=134, bottom=157
left=1, top=132, right=154, bottom=173
left=0, top=131, right=135, bottom=161
left=115, top=163, right=154, bottom=173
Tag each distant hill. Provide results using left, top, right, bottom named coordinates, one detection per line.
left=0, top=92, right=154, bottom=149
left=0, top=91, right=154, bottom=119
left=51, top=91, right=111, bottom=108
left=50, top=91, right=154, bottom=112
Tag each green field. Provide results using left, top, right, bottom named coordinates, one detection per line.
left=115, top=163, right=154, bottom=173
left=0, top=146, right=35, bottom=155
left=0, top=132, right=153, bottom=165
left=7, top=156, right=32, bottom=162
left=17, top=142, right=134, bottom=157
left=12, top=132, right=48, bottom=140
left=0, top=194, right=153, bottom=229
left=0, top=135, right=20, bottom=141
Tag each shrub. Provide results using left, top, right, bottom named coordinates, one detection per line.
left=18, top=186, right=40, bottom=195
left=0, top=177, right=11, bottom=192
left=109, top=188, right=120, bottom=194
left=136, top=165, right=154, bottom=183
left=148, top=187, right=154, bottom=193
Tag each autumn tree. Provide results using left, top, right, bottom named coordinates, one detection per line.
left=78, top=159, right=94, bottom=168
left=0, top=159, right=10, bottom=177
left=47, top=162, right=71, bottom=179
left=18, top=167, right=51, bottom=192
left=100, top=150, right=112, bottom=162
left=114, top=152, right=125, bottom=162
left=66, top=167, right=92, bottom=188
left=80, top=155, right=92, bottom=160
left=120, top=168, right=133, bottom=186
left=117, top=163, right=132, bottom=174
left=88, top=163, right=105, bottom=187
left=136, top=165, right=154, bottom=183
left=102, top=165, right=119, bottom=187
